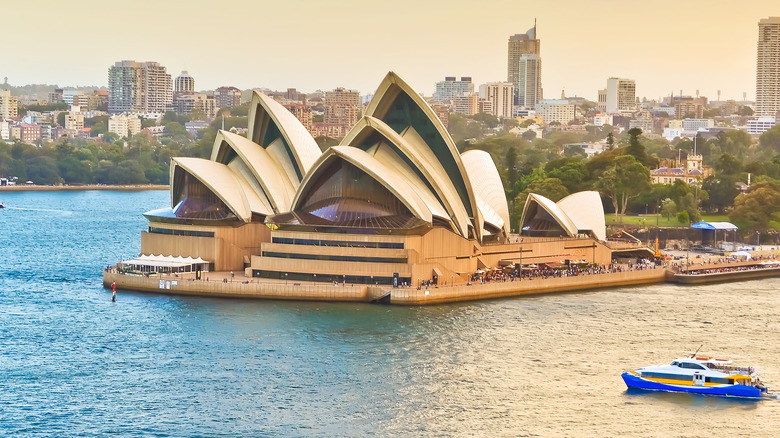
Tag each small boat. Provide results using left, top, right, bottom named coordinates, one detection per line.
left=622, top=355, right=768, bottom=398
left=0, top=202, right=4, bottom=208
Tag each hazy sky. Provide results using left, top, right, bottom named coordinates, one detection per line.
left=3, top=0, right=778, bottom=101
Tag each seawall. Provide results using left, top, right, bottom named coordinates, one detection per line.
left=103, top=268, right=667, bottom=305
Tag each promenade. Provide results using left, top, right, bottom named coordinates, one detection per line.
left=103, top=264, right=668, bottom=305
left=102, top=252, right=780, bottom=305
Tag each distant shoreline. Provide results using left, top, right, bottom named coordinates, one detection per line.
left=0, top=184, right=169, bottom=192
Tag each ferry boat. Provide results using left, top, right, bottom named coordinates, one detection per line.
left=622, top=355, right=768, bottom=398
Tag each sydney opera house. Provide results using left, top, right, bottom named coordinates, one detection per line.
left=133, top=72, right=626, bottom=290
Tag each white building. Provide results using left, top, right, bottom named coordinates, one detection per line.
left=682, top=118, right=714, bottom=134
left=0, top=120, right=10, bottom=140
left=536, top=99, right=575, bottom=125
left=433, top=77, right=474, bottom=102
left=517, top=54, right=542, bottom=108
left=478, top=82, right=515, bottom=118
left=606, top=78, right=636, bottom=113
left=108, top=114, right=142, bottom=138
left=747, top=116, right=778, bottom=135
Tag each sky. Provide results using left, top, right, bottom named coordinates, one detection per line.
left=3, top=0, right=779, bottom=102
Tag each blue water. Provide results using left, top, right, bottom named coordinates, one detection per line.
left=1, top=190, right=779, bottom=437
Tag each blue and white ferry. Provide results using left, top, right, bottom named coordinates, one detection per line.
left=622, top=355, right=768, bottom=398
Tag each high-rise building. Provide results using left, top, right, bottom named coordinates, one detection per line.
left=605, top=78, right=636, bottom=113
left=756, top=17, right=780, bottom=117
left=324, top=87, right=361, bottom=129
left=478, top=82, right=515, bottom=118
left=517, top=54, right=541, bottom=108
left=108, top=60, right=173, bottom=114
left=452, top=94, right=478, bottom=116
left=214, top=86, right=242, bottom=109
left=507, top=23, right=541, bottom=106
left=433, top=77, right=474, bottom=102
left=175, top=71, right=195, bottom=95
left=0, top=88, right=19, bottom=119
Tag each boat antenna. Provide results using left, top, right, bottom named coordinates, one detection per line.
left=690, top=344, right=703, bottom=358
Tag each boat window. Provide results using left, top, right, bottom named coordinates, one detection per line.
left=681, top=362, right=706, bottom=370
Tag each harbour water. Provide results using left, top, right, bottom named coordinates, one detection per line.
left=1, top=190, right=779, bottom=437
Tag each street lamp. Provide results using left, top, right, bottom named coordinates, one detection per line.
left=285, top=273, right=288, bottom=285
left=757, top=231, right=760, bottom=248
left=519, top=238, right=523, bottom=281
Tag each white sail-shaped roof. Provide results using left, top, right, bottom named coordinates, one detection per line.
left=557, top=191, right=607, bottom=241
left=246, top=91, right=321, bottom=181
left=461, top=149, right=510, bottom=237
left=210, top=130, right=297, bottom=213
left=519, top=192, right=607, bottom=241
left=520, top=193, right=578, bottom=237
left=341, top=116, right=469, bottom=236
left=292, top=146, right=432, bottom=223
left=171, top=157, right=271, bottom=222
left=362, top=72, right=481, bottom=240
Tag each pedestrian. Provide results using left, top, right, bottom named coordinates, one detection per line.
left=230, top=271, right=234, bottom=280
left=111, top=281, right=117, bottom=302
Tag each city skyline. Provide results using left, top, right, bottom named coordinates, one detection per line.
left=3, top=0, right=778, bottom=101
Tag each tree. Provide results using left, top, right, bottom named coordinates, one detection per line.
left=729, top=181, right=780, bottom=231
left=595, top=155, right=651, bottom=218
left=661, top=198, right=677, bottom=220
left=625, top=127, right=650, bottom=166
left=714, top=153, right=743, bottom=176
left=702, top=175, right=739, bottom=213
left=521, top=130, right=536, bottom=141
left=715, top=129, right=752, bottom=157
left=759, top=125, right=780, bottom=154
left=677, top=210, right=690, bottom=224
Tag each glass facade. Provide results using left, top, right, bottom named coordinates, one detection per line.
left=295, top=160, right=419, bottom=229
left=272, top=237, right=404, bottom=249
left=172, top=170, right=237, bottom=221
left=148, top=227, right=215, bottom=238
left=253, top=270, right=411, bottom=286
left=262, top=251, right=407, bottom=264
left=379, top=91, right=472, bottom=217
left=520, top=203, right=567, bottom=238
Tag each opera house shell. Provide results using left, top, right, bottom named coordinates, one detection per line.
left=140, top=72, right=617, bottom=286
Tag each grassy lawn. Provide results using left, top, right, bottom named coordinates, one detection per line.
left=605, top=214, right=730, bottom=227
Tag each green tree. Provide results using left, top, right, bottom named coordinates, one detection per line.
left=729, top=181, right=780, bottom=231
left=661, top=198, right=677, bottom=220
left=759, top=125, right=780, bottom=154
left=595, top=155, right=651, bottom=218
left=677, top=210, right=690, bottom=224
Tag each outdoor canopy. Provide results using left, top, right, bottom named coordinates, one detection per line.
left=691, top=221, right=738, bottom=230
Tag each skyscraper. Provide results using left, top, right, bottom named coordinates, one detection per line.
left=507, top=22, right=541, bottom=107
left=108, top=60, right=172, bottom=114
left=517, top=54, right=541, bottom=108
left=605, top=78, right=636, bottom=113
left=175, top=71, right=195, bottom=95
left=756, top=17, right=780, bottom=117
